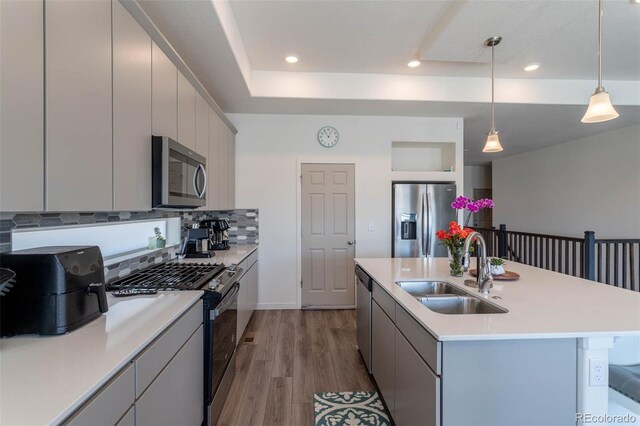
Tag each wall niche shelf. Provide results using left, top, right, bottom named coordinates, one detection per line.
left=391, top=141, right=456, bottom=173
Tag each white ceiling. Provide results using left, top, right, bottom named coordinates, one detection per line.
left=229, top=0, right=640, bottom=80
left=138, top=0, right=640, bottom=165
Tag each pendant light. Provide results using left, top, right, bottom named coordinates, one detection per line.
left=483, top=36, right=503, bottom=153
left=581, top=0, right=619, bottom=123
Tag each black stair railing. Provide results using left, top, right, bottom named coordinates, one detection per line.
left=472, top=225, right=640, bottom=292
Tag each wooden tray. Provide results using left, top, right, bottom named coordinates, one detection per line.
left=469, top=269, right=520, bottom=281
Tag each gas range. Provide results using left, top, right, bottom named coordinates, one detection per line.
left=107, top=262, right=225, bottom=292
left=106, top=260, right=242, bottom=426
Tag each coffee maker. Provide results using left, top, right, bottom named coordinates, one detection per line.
left=181, top=227, right=215, bottom=258
left=200, top=219, right=230, bottom=250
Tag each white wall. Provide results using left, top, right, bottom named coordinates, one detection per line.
left=463, top=165, right=492, bottom=199
left=493, top=124, right=640, bottom=239
left=231, top=114, right=463, bottom=308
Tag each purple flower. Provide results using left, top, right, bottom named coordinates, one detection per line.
left=467, top=203, right=480, bottom=213
left=451, top=196, right=469, bottom=210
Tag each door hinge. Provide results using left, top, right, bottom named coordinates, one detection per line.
left=300, top=279, right=303, bottom=288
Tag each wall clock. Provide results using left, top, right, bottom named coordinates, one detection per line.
left=317, top=126, right=339, bottom=148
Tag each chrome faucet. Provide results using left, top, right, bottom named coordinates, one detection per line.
left=463, top=232, right=494, bottom=294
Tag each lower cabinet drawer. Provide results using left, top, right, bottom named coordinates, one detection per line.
left=135, top=300, right=203, bottom=397
left=395, top=304, right=441, bottom=375
left=64, top=363, right=135, bottom=426
left=371, top=300, right=396, bottom=417
left=136, top=324, right=204, bottom=426
left=115, top=405, right=135, bottom=426
left=372, top=281, right=395, bottom=321
left=395, top=330, right=440, bottom=426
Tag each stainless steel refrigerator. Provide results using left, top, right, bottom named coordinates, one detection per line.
left=392, top=183, right=457, bottom=258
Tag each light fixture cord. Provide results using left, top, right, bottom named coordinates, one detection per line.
left=597, top=0, right=603, bottom=91
left=491, top=42, right=495, bottom=132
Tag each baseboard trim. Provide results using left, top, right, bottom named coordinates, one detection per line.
left=255, top=302, right=299, bottom=310
left=302, top=304, right=357, bottom=310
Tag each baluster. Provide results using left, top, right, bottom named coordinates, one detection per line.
left=597, top=243, right=602, bottom=283
left=605, top=243, right=611, bottom=285
left=631, top=244, right=637, bottom=291
left=571, top=241, right=578, bottom=277
left=622, top=243, right=628, bottom=290
left=614, top=243, right=620, bottom=288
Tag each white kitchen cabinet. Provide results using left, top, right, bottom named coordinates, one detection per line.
left=136, top=324, right=204, bottom=426
left=0, top=0, right=44, bottom=211
left=228, top=128, right=236, bottom=209
left=218, top=124, right=229, bottom=210
left=236, top=249, right=259, bottom=342
left=116, top=406, right=135, bottom=426
left=113, top=0, right=152, bottom=211
left=64, top=364, right=135, bottom=426
left=63, top=301, right=203, bottom=426
left=248, top=256, right=259, bottom=311
left=135, top=301, right=203, bottom=397
left=371, top=300, right=396, bottom=417
left=195, top=93, right=209, bottom=157
left=152, top=42, right=177, bottom=140
left=237, top=270, right=250, bottom=341
left=207, top=108, right=221, bottom=210
left=45, top=0, right=113, bottom=211
left=177, top=72, right=196, bottom=150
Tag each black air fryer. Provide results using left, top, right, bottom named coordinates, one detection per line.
left=0, top=246, right=109, bottom=337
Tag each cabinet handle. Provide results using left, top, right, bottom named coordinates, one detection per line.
left=347, top=241, right=355, bottom=246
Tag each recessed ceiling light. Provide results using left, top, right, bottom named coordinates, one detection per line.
left=523, top=63, right=540, bottom=72
left=285, top=55, right=298, bottom=64
left=407, top=60, right=421, bottom=68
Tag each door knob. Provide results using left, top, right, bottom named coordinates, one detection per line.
left=347, top=241, right=355, bottom=246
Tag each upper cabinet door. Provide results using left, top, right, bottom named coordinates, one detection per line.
left=45, top=0, right=112, bottom=211
left=177, top=72, right=196, bottom=150
left=195, top=93, right=209, bottom=157
left=152, top=42, right=177, bottom=140
left=0, top=0, right=44, bottom=211
left=228, top=129, right=236, bottom=209
left=218, top=123, right=229, bottom=210
left=207, top=108, right=221, bottom=210
left=113, top=1, right=152, bottom=211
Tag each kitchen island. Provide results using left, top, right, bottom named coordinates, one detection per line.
left=355, top=257, right=640, bottom=425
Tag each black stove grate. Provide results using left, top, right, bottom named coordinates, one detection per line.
left=107, top=262, right=225, bottom=291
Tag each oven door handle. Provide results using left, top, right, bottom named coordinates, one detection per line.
left=210, top=283, right=240, bottom=320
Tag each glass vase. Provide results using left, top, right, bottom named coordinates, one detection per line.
left=447, top=246, right=464, bottom=277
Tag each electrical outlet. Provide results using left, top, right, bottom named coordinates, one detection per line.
left=589, top=359, right=608, bottom=386
left=368, top=222, right=374, bottom=232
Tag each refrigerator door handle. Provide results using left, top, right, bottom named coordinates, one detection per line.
left=425, top=192, right=431, bottom=256
left=421, top=193, right=427, bottom=257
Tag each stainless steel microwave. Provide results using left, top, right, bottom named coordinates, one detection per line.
left=152, top=136, right=207, bottom=209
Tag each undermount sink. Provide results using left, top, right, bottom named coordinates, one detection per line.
left=395, top=280, right=466, bottom=297
left=419, top=295, right=507, bottom=315
left=395, top=280, right=507, bottom=315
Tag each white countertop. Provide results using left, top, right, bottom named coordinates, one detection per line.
left=355, top=257, right=640, bottom=341
left=180, top=244, right=258, bottom=267
left=0, top=291, right=203, bottom=426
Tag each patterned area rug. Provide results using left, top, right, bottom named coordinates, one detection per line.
left=314, top=391, right=391, bottom=426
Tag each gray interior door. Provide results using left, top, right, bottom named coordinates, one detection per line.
left=301, top=163, right=356, bottom=307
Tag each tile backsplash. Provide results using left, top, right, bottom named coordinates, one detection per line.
left=0, top=208, right=258, bottom=281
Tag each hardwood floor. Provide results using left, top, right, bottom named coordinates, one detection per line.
left=218, top=309, right=375, bottom=426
